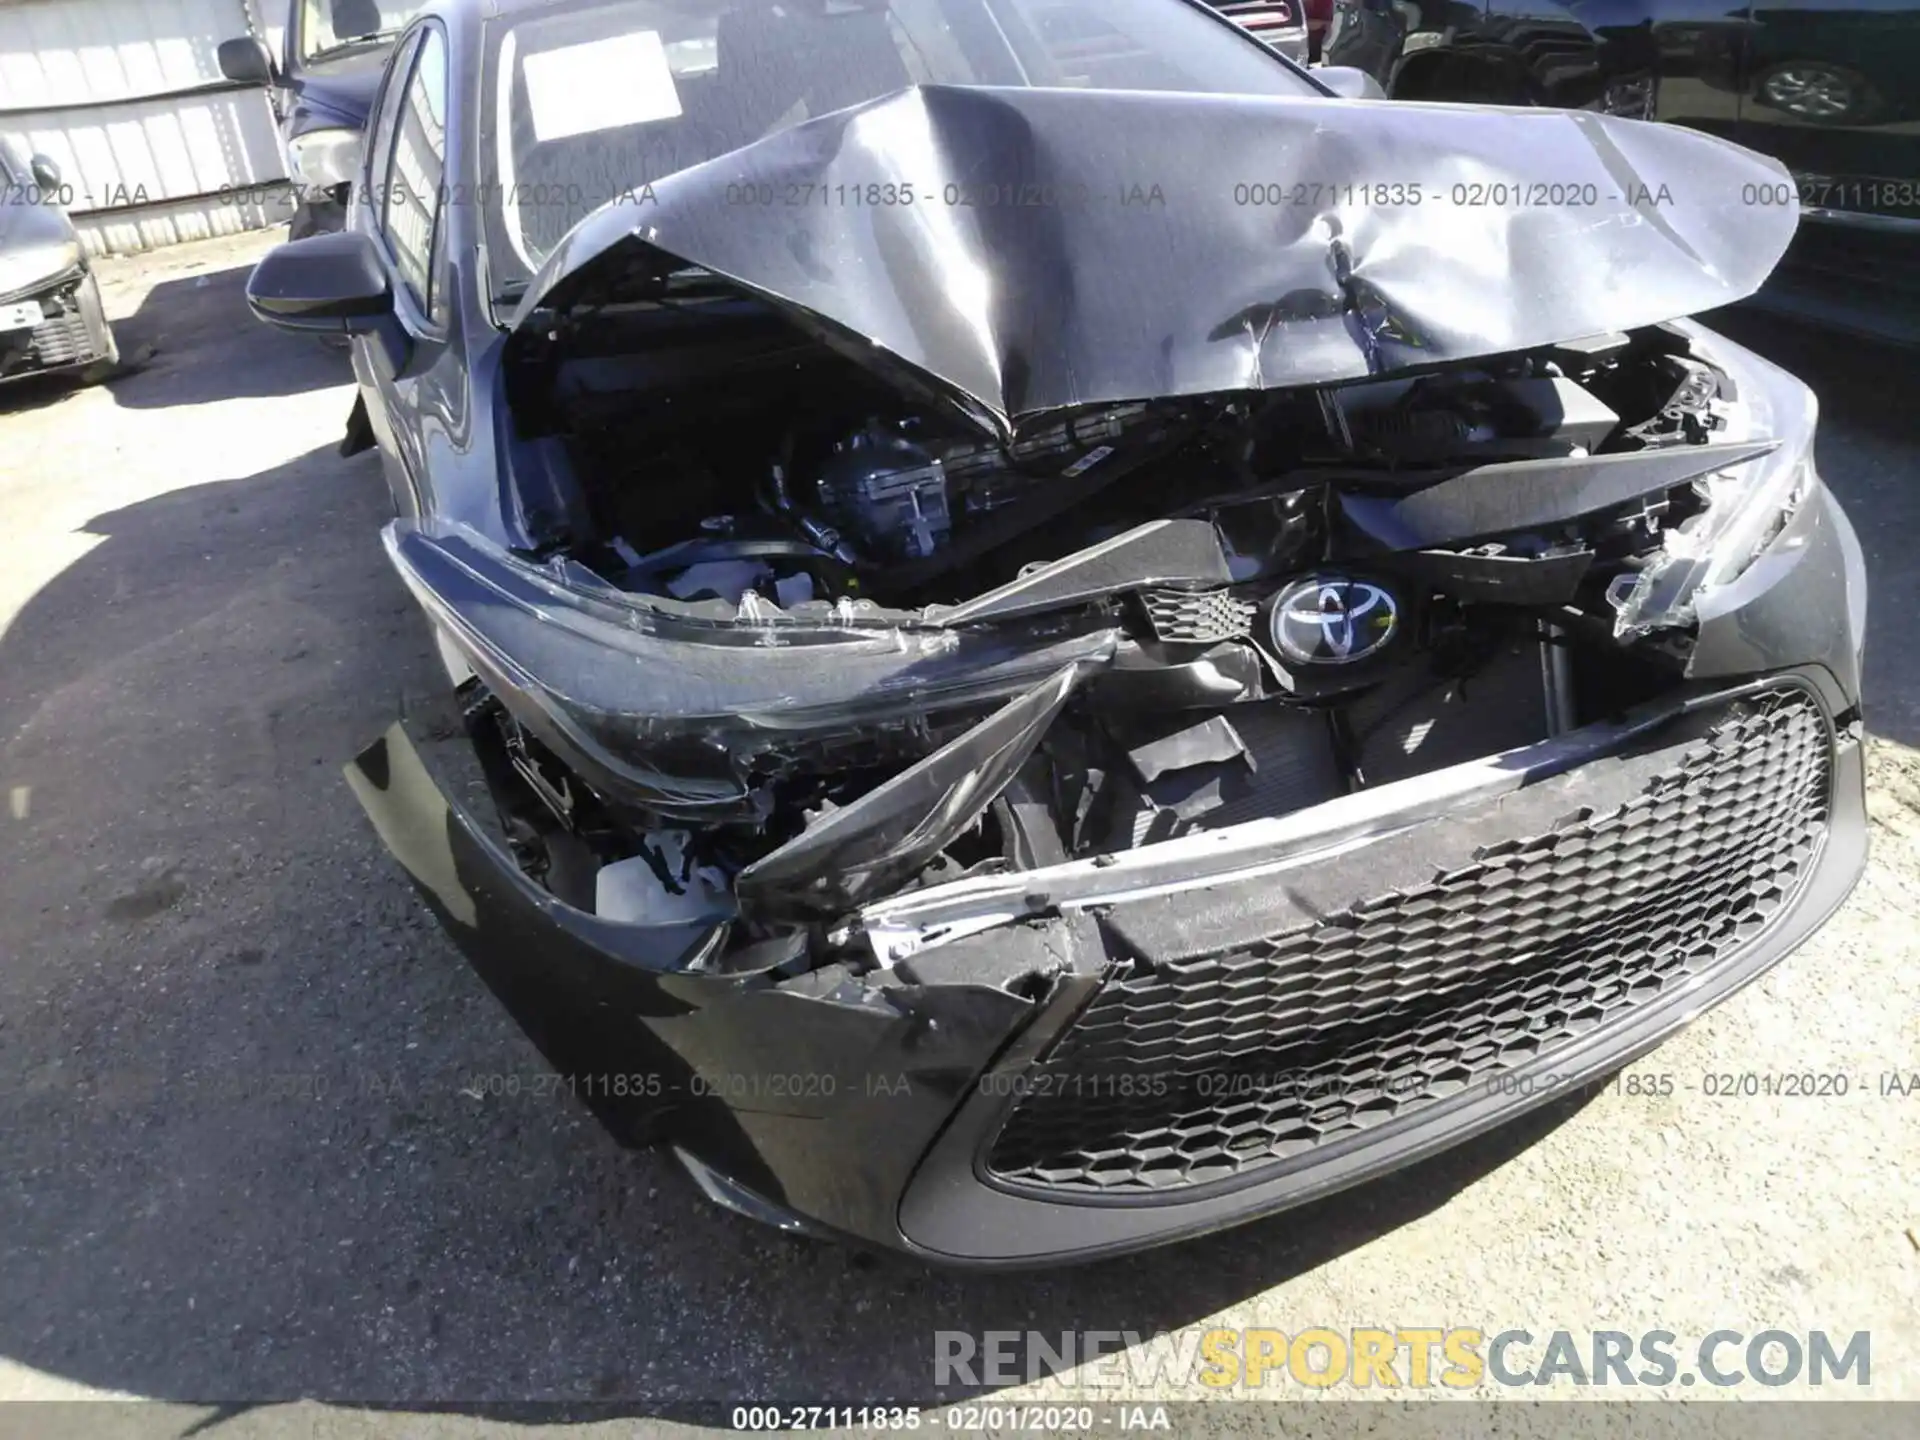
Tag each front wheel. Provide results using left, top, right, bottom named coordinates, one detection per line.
left=74, top=277, right=121, bottom=384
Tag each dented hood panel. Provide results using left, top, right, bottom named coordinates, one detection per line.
left=514, top=85, right=1799, bottom=436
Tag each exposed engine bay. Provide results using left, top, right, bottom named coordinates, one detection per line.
left=358, top=73, right=1823, bottom=973
left=540, top=297, right=1733, bottom=619
left=435, top=291, right=1795, bottom=964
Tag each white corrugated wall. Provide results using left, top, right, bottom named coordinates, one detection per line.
left=0, top=0, right=294, bottom=254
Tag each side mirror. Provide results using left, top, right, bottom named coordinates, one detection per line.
left=247, top=230, right=393, bottom=333
left=1315, top=65, right=1388, bottom=100
left=217, top=36, right=277, bottom=86
left=28, top=154, right=62, bottom=190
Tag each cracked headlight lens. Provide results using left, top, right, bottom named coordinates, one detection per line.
left=287, top=128, right=361, bottom=189
left=1694, top=446, right=1817, bottom=591
left=1611, top=328, right=1819, bottom=638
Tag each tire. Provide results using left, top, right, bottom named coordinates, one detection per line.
left=1754, top=60, right=1884, bottom=126
left=70, top=273, right=121, bottom=384
left=76, top=331, right=120, bottom=385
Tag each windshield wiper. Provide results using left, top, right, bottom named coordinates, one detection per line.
left=304, top=29, right=399, bottom=62
left=490, top=264, right=720, bottom=315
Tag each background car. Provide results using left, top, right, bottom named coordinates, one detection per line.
left=1321, top=0, right=1920, bottom=344
left=218, top=0, right=434, bottom=240
left=0, top=141, right=118, bottom=387
left=1201, top=0, right=1312, bottom=63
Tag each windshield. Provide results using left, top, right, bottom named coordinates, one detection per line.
left=481, top=0, right=1316, bottom=294
left=297, top=0, right=434, bottom=63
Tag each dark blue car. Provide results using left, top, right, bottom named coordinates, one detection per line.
left=240, top=0, right=1867, bottom=1265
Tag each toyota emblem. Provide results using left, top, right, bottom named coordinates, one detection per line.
left=1269, top=576, right=1399, bottom=666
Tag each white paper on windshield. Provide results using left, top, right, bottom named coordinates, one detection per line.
left=523, top=30, right=683, bottom=142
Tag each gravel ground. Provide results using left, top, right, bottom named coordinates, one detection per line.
left=0, top=232, right=1915, bottom=1433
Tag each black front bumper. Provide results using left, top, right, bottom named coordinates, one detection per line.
left=904, top=679, right=1864, bottom=1263
left=0, top=265, right=117, bottom=383
left=351, top=486, right=1869, bottom=1267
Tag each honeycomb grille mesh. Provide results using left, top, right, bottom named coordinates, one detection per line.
left=28, top=304, right=94, bottom=368
left=1140, top=588, right=1256, bottom=644
left=986, top=688, right=1832, bottom=1194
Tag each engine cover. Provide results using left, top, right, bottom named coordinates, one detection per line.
left=812, top=424, right=950, bottom=562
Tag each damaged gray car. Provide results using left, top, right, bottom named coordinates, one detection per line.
left=243, top=0, right=1868, bottom=1264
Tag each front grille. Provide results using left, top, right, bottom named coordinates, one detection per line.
left=1140, top=587, right=1255, bottom=644
left=987, top=687, right=1831, bottom=1194
left=28, top=301, right=94, bottom=368
left=1, top=282, right=97, bottom=376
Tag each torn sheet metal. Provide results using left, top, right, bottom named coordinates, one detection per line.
left=513, top=85, right=1801, bottom=437
left=932, top=520, right=1234, bottom=624
left=1340, top=440, right=1779, bottom=551
left=1126, top=716, right=1253, bottom=784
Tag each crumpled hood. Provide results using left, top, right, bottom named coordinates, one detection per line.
left=512, top=85, right=1798, bottom=438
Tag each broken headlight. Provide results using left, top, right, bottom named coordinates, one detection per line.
left=381, top=519, right=1119, bottom=822
left=1610, top=327, right=1819, bottom=639
left=286, top=127, right=361, bottom=189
